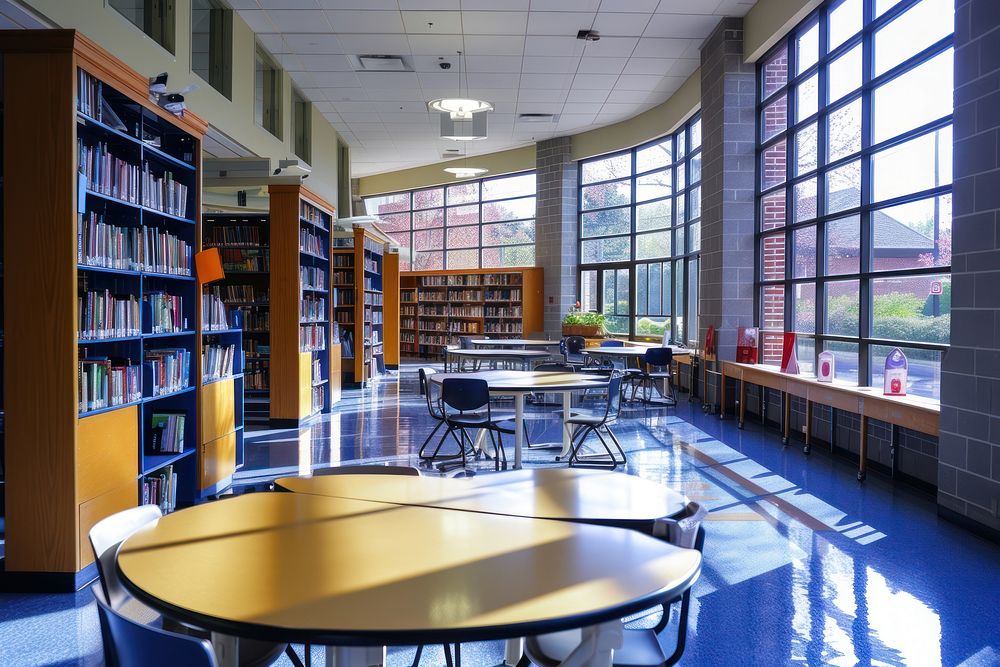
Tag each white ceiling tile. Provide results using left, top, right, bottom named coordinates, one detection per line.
left=325, top=10, right=405, bottom=33
left=667, top=58, right=700, bottom=78
left=633, top=37, right=695, bottom=58
left=285, top=34, right=344, bottom=54
left=288, top=71, right=318, bottom=87
left=643, top=13, right=722, bottom=39
left=463, top=35, right=526, bottom=56
left=561, top=101, right=604, bottom=114
left=622, top=58, right=674, bottom=75
left=652, top=75, right=688, bottom=92
left=557, top=113, right=597, bottom=129
left=410, top=55, right=455, bottom=71
left=379, top=111, right=432, bottom=122
left=401, top=10, right=462, bottom=33
left=529, top=0, right=600, bottom=11
left=323, top=88, right=369, bottom=102
left=300, top=87, right=331, bottom=102
left=335, top=33, right=410, bottom=53
left=463, top=55, right=524, bottom=73
left=566, top=88, right=610, bottom=103
left=357, top=71, right=421, bottom=89
left=364, top=89, right=429, bottom=101
left=471, top=72, right=521, bottom=88
left=577, top=57, right=628, bottom=74
left=314, top=101, right=336, bottom=112
left=459, top=0, right=529, bottom=9
left=655, top=0, right=723, bottom=13
left=523, top=35, right=584, bottom=57
left=310, top=71, right=362, bottom=87
left=580, top=36, right=639, bottom=57
left=229, top=0, right=262, bottom=8
left=339, top=111, right=383, bottom=121
left=518, top=72, right=575, bottom=89
left=295, top=54, right=353, bottom=70
left=527, top=11, right=595, bottom=35
left=417, top=71, right=461, bottom=89
left=398, top=0, right=461, bottom=9
left=711, top=0, right=754, bottom=17
left=254, top=33, right=288, bottom=54
left=318, top=0, right=398, bottom=8
left=462, top=11, right=528, bottom=35
left=240, top=10, right=276, bottom=33
left=266, top=9, right=329, bottom=32
left=592, top=12, right=650, bottom=36
left=568, top=73, right=619, bottom=90
left=275, top=53, right=305, bottom=70
left=603, top=0, right=660, bottom=12
left=407, top=33, right=465, bottom=55
left=607, top=88, right=655, bottom=104
left=521, top=56, right=579, bottom=74
left=515, top=101, right=562, bottom=114
left=258, top=0, right=319, bottom=9
left=516, top=88, right=572, bottom=103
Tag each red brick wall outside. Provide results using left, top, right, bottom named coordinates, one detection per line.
left=760, top=51, right=788, bottom=364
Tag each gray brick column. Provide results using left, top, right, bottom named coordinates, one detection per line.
left=698, top=18, right=756, bottom=361
left=535, top=136, right=578, bottom=337
left=938, top=0, right=1000, bottom=536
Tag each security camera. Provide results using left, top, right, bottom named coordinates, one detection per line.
left=439, top=62, right=452, bottom=70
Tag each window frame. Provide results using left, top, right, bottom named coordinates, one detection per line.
left=576, top=114, right=702, bottom=343
left=254, top=44, right=282, bottom=140
left=754, top=0, right=953, bottom=393
left=108, top=0, right=176, bottom=55
left=191, top=0, right=233, bottom=100
left=291, top=87, right=312, bottom=164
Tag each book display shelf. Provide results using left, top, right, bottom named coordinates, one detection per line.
left=268, top=184, right=339, bottom=425
left=201, top=288, right=245, bottom=495
left=1, top=30, right=210, bottom=588
left=399, top=268, right=544, bottom=360
left=202, top=213, right=269, bottom=425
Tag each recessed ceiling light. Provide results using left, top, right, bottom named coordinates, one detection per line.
left=428, top=98, right=494, bottom=119
left=443, top=166, right=488, bottom=178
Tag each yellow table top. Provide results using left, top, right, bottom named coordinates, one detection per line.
left=430, top=370, right=607, bottom=392
left=117, top=492, right=701, bottom=645
left=275, top=468, right=688, bottom=526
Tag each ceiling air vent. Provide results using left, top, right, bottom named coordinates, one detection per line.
left=517, top=113, right=560, bottom=123
left=351, top=55, right=410, bottom=72
left=441, top=148, right=463, bottom=159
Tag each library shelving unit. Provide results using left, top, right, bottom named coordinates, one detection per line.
left=268, top=184, right=340, bottom=425
left=200, top=290, right=244, bottom=495
left=1, top=30, right=209, bottom=589
left=399, top=268, right=544, bottom=361
left=202, top=213, right=269, bottom=425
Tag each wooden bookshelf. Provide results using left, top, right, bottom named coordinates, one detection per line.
left=384, top=251, right=401, bottom=369
left=1, top=30, right=208, bottom=588
left=399, top=268, right=544, bottom=360
left=202, top=213, right=269, bottom=425
left=268, top=184, right=336, bottom=424
left=333, top=227, right=391, bottom=385
left=199, top=324, right=244, bottom=496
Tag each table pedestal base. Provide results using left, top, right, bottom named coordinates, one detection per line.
left=212, top=632, right=239, bottom=667
left=325, top=645, right=386, bottom=667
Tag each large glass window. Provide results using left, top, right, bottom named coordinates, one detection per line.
left=191, top=0, right=232, bottom=99
left=755, top=0, right=952, bottom=398
left=363, top=172, right=536, bottom=271
left=110, top=0, right=175, bottom=54
left=577, top=115, right=702, bottom=342
left=255, top=45, right=282, bottom=139
left=292, top=88, right=311, bottom=164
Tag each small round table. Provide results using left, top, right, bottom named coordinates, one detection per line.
left=430, top=370, right=607, bottom=468
left=444, top=348, right=552, bottom=372
left=470, top=338, right=562, bottom=349
left=117, top=492, right=702, bottom=667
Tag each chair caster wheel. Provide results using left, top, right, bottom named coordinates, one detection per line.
left=803, top=444, right=810, bottom=454
left=857, top=471, right=866, bottom=482
left=782, top=437, right=789, bottom=446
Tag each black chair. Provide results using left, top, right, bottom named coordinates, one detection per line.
left=522, top=502, right=707, bottom=667
left=562, top=336, right=587, bottom=368
left=566, top=371, right=627, bottom=469
left=632, top=347, right=676, bottom=406
left=417, top=367, right=470, bottom=464
left=534, top=362, right=577, bottom=373
left=440, top=377, right=513, bottom=470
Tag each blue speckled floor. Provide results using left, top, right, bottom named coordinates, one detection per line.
left=2, top=364, right=999, bottom=666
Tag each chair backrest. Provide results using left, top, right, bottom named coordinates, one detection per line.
left=313, top=464, right=421, bottom=477
left=441, top=377, right=490, bottom=413
left=644, top=347, right=673, bottom=369
left=458, top=335, right=476, bottom=350
left=89, top=505, right=163, bottom=609
left=417, top=366, right=436, bottom=395
left=418, top=368, right=444, bottom=419
left=600, top=339, right=624, bottom=347
left=656, top=501, right=708, bottom=550
left=534, top=363, right=576, bottom=373
left=92, top=584, right=217, bottom=667
left=566, top=336, right=586, bottom=354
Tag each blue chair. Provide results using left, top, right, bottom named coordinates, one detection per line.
left=92, top=583, right=217, bottom=667
left=440, top=377, right=513, bottom=470
left=561, top=336, right=587, bottom=368
left=632, top=347, right=676, bottom=405
left=565, top=372, right=627, bottom=469
left=600, top=339, right=625, bottom=347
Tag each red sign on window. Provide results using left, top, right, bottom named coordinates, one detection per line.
left=929, top=281, right=943, bottom=296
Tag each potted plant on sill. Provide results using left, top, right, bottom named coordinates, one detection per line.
left=562, top=303, right=606, bottom=338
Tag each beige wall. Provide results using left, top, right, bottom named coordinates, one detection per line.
left=21, top=0, right=341, bottom=206
left=744, top=0, right=824, bottom=63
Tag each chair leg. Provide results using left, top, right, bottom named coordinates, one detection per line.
left=417, top=420, right=445, bottom=458
left=662, top=590, right=693, bottom=667
left=285, top=645, right=306, bottom=667
left=411, top=645, right=424, bottom=667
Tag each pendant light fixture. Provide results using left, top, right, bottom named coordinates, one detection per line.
left=443, top=146, right=487, bottom=179
left=430, top=51, right=491, bottom=141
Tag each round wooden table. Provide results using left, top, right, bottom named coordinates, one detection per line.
left=275, top=468, right=688, bottom=529
left=444, top=348, right=552, bottom=371
left=430, top=370, right=607, bottom=468
left=117, top=493, right=702, bottom=667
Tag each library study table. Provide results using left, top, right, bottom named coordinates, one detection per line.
left=275, top=468, right=688, bottom=530
left=430, top=370, right=607, bottom=468
left=117, top=492, right=702, bottom=667
left=470, top=338, right=562, bottom=348
left=720, top=361, right=940, bottom=481
left=444, top=348, right=552, bottom=371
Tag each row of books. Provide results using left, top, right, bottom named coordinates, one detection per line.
left=302, top=296, right=327, bottom=322
left=78, top=357, right=141, bottom=412
left=203, top=344, right=236, bottom=382
left=364, top=292, right=384, bottom=306
left=332, top=255, right=353, bottom=268
left=208, top=284, right=267, bottom=305
left=143, top=465, right=178, bottom=513
left=419, top=321, right=447, bottom=332
left=401, top=306, right=416, bottom=316
left=484, top=324, right=523, bottom=334
left=77, top=213, right=193, bottom=276
left=300, top=324, right=327, bottom=352
left=339, top=330, right=355, bottom=358
left=332, top=287, right=354, bottom=305
left=246, top=360, right=269, bottom=391
left=245, top=340, right=269, bottom=359
left=331, top=270, right=354, bottom=285
left=149, top=412, right=186, bottom=453
left=301, top=201, right=331, bottom=228
left=147, top=348, right=190, bottom=397
left=447, top=290, right=483, bottom=302
left=300, top=229, right=327, bottom=258
left=220, top=248, right=268, bottom=272
left=418, top=305, right=448, bottom=316
left=418, top=291, right=448, bottom=302
left=450, top=306, right=484, bottom=317
left=78, top=290, right=140, bottom=340
left=312, top=384, right=326, bottom=413
left=301, top=266, right=327, bottom=290
left=147, top=292, right=186, bottom=334
left=401, top=332, right=416, bottom=344
left=141, top=164, right=189, bottom=218
left=364, top=258, right=380, bottom=273
left=78, top=70, right=109, bottom=123
left=335, top=311, right=353, bottom=325
left=419, top=333, right=449, bottom=346
left=485, top=289, right=522, bottom=301
left=420, top=274, right=522, bottom=286
left=486, top=306, right=523, bottom=317
left=365, top=308, right=383, bottom=325
left=363, top=237, right=384, bottom=255
left=202, top=293, right=229, bottom=331
left=401, top=317, right=416, bottom=329
left=312, top=357, right=324, bottom=384
left=363, top=277, right=379, bottom=291
left=401, top=290, right=417, bottom=303
left=205, top=225, right=264, bottom=247
left=364, top=326, right=380, bottom=344
left=233, top=307, right=269, bottom=332
left=78, top=139, right=139, bottom=204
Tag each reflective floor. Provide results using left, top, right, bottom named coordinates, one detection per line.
left=2, top=363, right=999, bottom=666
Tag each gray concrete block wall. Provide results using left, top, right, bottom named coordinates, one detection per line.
left=699, top=18, right=756, bottom=361
left=534, top=136, right=579, bottom=338
left=939, top=0, right=1000, bottom=534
